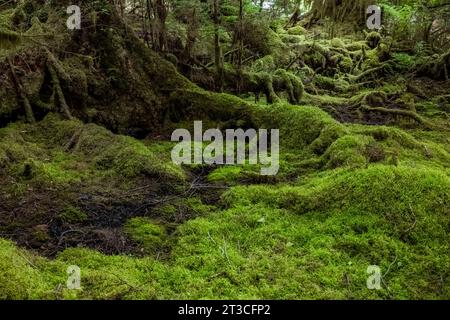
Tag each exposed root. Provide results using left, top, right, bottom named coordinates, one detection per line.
left=361, top=105, right=437, bottom=130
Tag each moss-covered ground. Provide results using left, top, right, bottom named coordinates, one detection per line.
left=0, top=0, right=449, bottom=300
left=1, top=99, right=448, bottom=299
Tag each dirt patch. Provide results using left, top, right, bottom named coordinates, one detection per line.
left=0, top=167, right=225, bottom=258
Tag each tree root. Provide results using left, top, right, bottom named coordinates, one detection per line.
left=48, top=63, right=73, bottom=120
left=361, top=105, right=437, bottom=130
left=44, top=48, right=70, bottom=82
left=7, top=57, right=35, bottom=123
left=349, top=62, right=391, bottom=84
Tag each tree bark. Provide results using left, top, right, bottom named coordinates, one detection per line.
left=213, top=0, right=224, bottom=91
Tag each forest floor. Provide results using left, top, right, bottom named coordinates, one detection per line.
left=0, top=1, right=449, bottom=299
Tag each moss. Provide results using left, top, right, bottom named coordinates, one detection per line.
left=304, top=48, right=327, bottom=70
left=365, top=31, right=381, bottom=49
left=274, top=69, right=304, bottom=104
left=54, top=247, right=165, bottom=299
left=30, top=114, right=185, bottom=181
left=252, top=71, right=280, bottom=104
left=10, top=6, right=26, bottom=26
left=256, top=103, right=345, bottom=150
left=124, top=217, right=166, bottom=253
left=330, top=38, right=345, bottom=48
left=93, top=135, right=179, bottom=179
left=0, top=113, right=187, bottom=200
left=36, top=154, right=86, bottom=183
left=167, top=88, right=256, bottom=126
left=287, top=26, right=307, bottom=36
left=208, top=166, right=243, bottom=184
left=1, top=161, right=449, bottom=299
left=416, top=49, right=450, bottom=80
left=266, top=28, right=289, bottom=62
left=324, top=135, right=373, bottom=169
left=58, top=206, right=88, bottom=224
left=184, top=198, right=216, bottom=216
left=25, top=16, right=44, bottom=34
left=315, top=75, right=336, bottom=91
left=339, top=56, right=353, bottom=73
left=0, top=0, right=449, bottom=301
left=183, top=165, right=449, bottom=299
left=250, top=55, right=276, bottom=73
left=0, top=26, right=20, bottom=49
left=303, top=92, right=348, bottom=106
left=361, top=105, right=436, bottom=130
left=310, top=123, right=348, bottom=155
left=364, top=141, right=386, bottom=163
left=280, top=33, right=303, bottom=44
left=395, top=93, right=416, bottom=111
left=0, top=239, right=55, bottom=299
left=154, top=197, right=216, bottom=221
left=345, top=40, right=369, bottom=52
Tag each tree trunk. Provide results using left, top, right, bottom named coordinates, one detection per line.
left=213, top=0, right=224, bottom=91
left=236, top=0, right=244, bottom=93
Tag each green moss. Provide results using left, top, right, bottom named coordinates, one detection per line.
left=93, top=135, right=176, bottom=179
left=303, top=93, right=349, bottom=106
left=184, top=198, right=216, bottom=216
left=330, top=38, right=345, bottom=48
left=58, top=206, right=88, bottom=224
left=177, top=165, right=449, bottom=299
left=54, top=247, right=166, bottom=299
left=208, top=166, right=243, bottom=184
left=395, top=93, right=416, bottom=111
left=324, top=135, right=373, bottom=169
left=1, top=162, right=449, bottom=299
left=315, top=75, right=336, bottom=91
left=36, top=152, right=87, bottom=184
left=250, top=55, right=276, bottom=72
left=337, top=56, right=353, bottom=73
left=266, top=28, right=289, bottom=61
left=0, top=1, right=449, bottom=300
left=29, top=114, right=185, bottom=182
left=0, top=239, right=55, bottom=299
left=310, top=123, right=348, bottom=155
left=154, top=197, right=217, bottom=221
left=287, top=26, right=306, bottom=36
left=365, top=31, right=381, bottom=49
left=124, top=217, right=166, bottom=253
left=256, top=103, right=345, bottom=150
left=0, top=114, right=188, bottom=204
left=0, top=26, right=20, bottom=49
